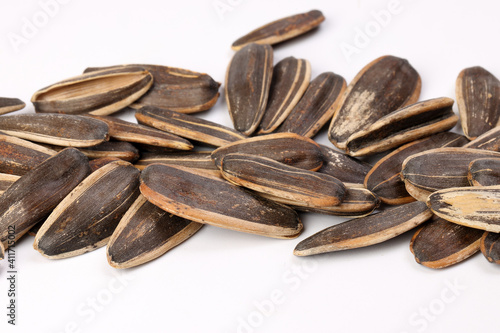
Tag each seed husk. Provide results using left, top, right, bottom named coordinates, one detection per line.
left=464, top=126, right=500, bottom=151
left=32, top=66, right=153, bottom=115
left=136, top=106, right=246, bottom=147
left=401, top=147, right=500, bottom=201
left=0, top=134, right=57, bottom=175
left=135, top=152, right=217, bottom=171
left=410, top=215, right=483, bottom=269
left=107, top=194, right=203, bottom=269
left=231, top=10, right=325, bottom=50
left=0, top=148, right=91, bottom=249
left=226, top=43, right=273, bottom=135
left=480, top=232, right=500, bottom=264
left=468, top=158, right=500, bottom=186
left=0, top=114, right=109, bottom=147
left=85, top=64, right=220, bottom=114
left=34, top=161, right=140, bottom=259
left=365, top=132, right=468, bottom=205
left=328, top=55, right=421, bottom=150
left=427, top=185, right=500, bottom=232
left=317, top=144, right=372, bottom=185
left=345, top=97, right=459, bottom=156
left=276, top=72, right=346, bottom=138
left=0, top=97, right=25, bottom=115
left=211, top=133, right=323, bottom=171
left=140, top=164, right=303, bottom=239
left=220, top=153, right=345, bottom=208
left=456, top=66, right=500, bottom=140
left=294, top=201, right=432, bottom=256
left=47, top=141, right=140, bottom=162
left=86, top=114, right=193, bottom=150
left=89, top=157, right=123, bottom=172
left=258, top=57, right=311, bottom=134
left=0, top=173, right=20, bottom=195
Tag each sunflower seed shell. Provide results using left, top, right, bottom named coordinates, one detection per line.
left=0, top=97, right=25, bottom=115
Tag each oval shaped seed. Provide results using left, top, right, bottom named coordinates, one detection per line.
left=211, top=133, right=323, bottom=171
left=135, top=152, right=217, bottom=171
left=456, top=66, right=500, bottom=140
left=85, top=64, right=220, bottom=113
left=480, top=232, right=500, bottom=264
left=220, top=153, right=345, bottom=208
left=401, top=147, right=500, bottom=201
left=258, top=57, right=311, bottom=134
left=32, top=67, right=153, bottom=115
left=232, top=10, right=325, bottom=50
left=226, top=43, right=273, bottom=135
left=140, top=164, right=302, bottom=239
left=346, top=97, right=459, bottom=156
left=410, top=215, right=483, bottom=269
left=328, top=55, right=421, bottom=150
left=34, top=161, right=140, bottom=259
left=0, top=114, right=109, bottom=147
left=276, top=72, right=346, bottom=138
left=464, top=126, right=500, bottom=151
left=0, top=148, right=91, bottom=249
left=0, top=97, right=25, bottom=115
left=318, top=144, right=372, bottom=185
left=365, top=132, right=468, bottom=205
left=107, top=195, right=203, bottom=269
left=0, top=173, right=20, bottom=195
left=294, top=201, right=432, bottom=256
left=468, top=158, right=500, bottom=186
left=46, top=141, right=140, bottom=162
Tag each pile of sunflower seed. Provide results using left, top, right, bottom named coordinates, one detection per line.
left=0, top=10, right=499, bottom=269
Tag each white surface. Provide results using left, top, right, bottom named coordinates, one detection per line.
left=0, top=0, right=499, bottom=332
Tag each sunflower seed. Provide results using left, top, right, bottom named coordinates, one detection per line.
left=345, top=97, right=459, bottom=156
left=85, top=64, right=220, bottom=113
left=427, top=185, right=500, bottom=232
left=294, top=201, right=431, bottom=256
left=107, top=194, right=203, bottom=269
left=468, top=158, right=500, bottom=186
left=32, top=66, right=153, bottom=115
left=258, top=57, right=311, bottom=134
left=135, top=151, right=217, bottom=171
left=0, top=114, right=109, bottom=147
left=0, top=173, right=20, bottom=195
left=456, top=66, right=500, bottom=140
left=231, top=10, right=325, bottom=50
left=276, top=72, right=346, bottom=138
left=226, top=43, right=273, bottom=135
left=328, top=55, right=421, bottom=150
left=401, top=147, right=500, bottom=201
left=220, top=153, right=345, bottom=208
left=48, top=141, right=140, bottom=162
left=365, top=132, right=468, bottom=205
left=480, top=232, right=500, bottom=264
left=140, top=164, right=303, bottom=239
left=89, top=157, right=122, bottom=172
left=0, top=97, right=25, bottom=115
left=0, top=148, right=91, bottom=249
left=211, top=133, right=323, bottom=171
left=410, top=215, right=483, bottom=269
left=317, top=144, right=372, bottom=185
left=34, top=160, right=140, bottom=259
left=464, top=126, right=500, bottom=151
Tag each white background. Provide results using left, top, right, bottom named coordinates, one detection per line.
left=0, top=0, right=499, bottom=332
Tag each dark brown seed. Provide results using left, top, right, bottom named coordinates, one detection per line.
left=276, top=72, right=346, bottom=138
left=0, top=114, right=109, bottom=147
left=0, top=173, right=19, bottom=195
left=226, top=43, right=273, bottom=135
left=258, top=57, right=311, bottom=134
left=0, top=97, right=25, bottom=115
left=401, top=148, right=500, bottom=201
left=211, top=133, right=323, bottom=171
left=0, top=149, right=91, bottom=249
left=32, top=66, right=153, bottom=115
left=44, top=141, right=140, bottom=162
left=318, top=144, right=372, bottom=185
left=135, top=152, right=217, bottom=171
left=480, top=232, right=500, bottom=264
left=410, top=215, right=483, bottom=269
left=345, top=97, right=459, bottom=156
left=0, top=134, right=57, bottom=175
left=468, top=158, right=500, bottom=186
left=34, top=161, right=140, bottom=259
left=85, top=64, right=220, bottom=114
left=89, top=157, right=123, bottom=172
left=427, top=185, right=500, bottom=232
left=294, top=201, right=432, bottom=256
left=107, top=194, right=203, bottom=269
left=464, top=126, right=500, bottom=151
left=140, top=164, right=303, bottom=239
left=232, top=10, right=325, bottom=50
left=136, top=106, right=246, bottom=147
left=365, top=132, right=468, bottom=205
left=220, top=153, right=345, bottom=208
left=456, top=66, right=500, bottom=140
left=328, top=55, right=421, bottom=150
left=86, top=114, right=193, bottom=150
left=133, top=143, right=181, bottom=154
